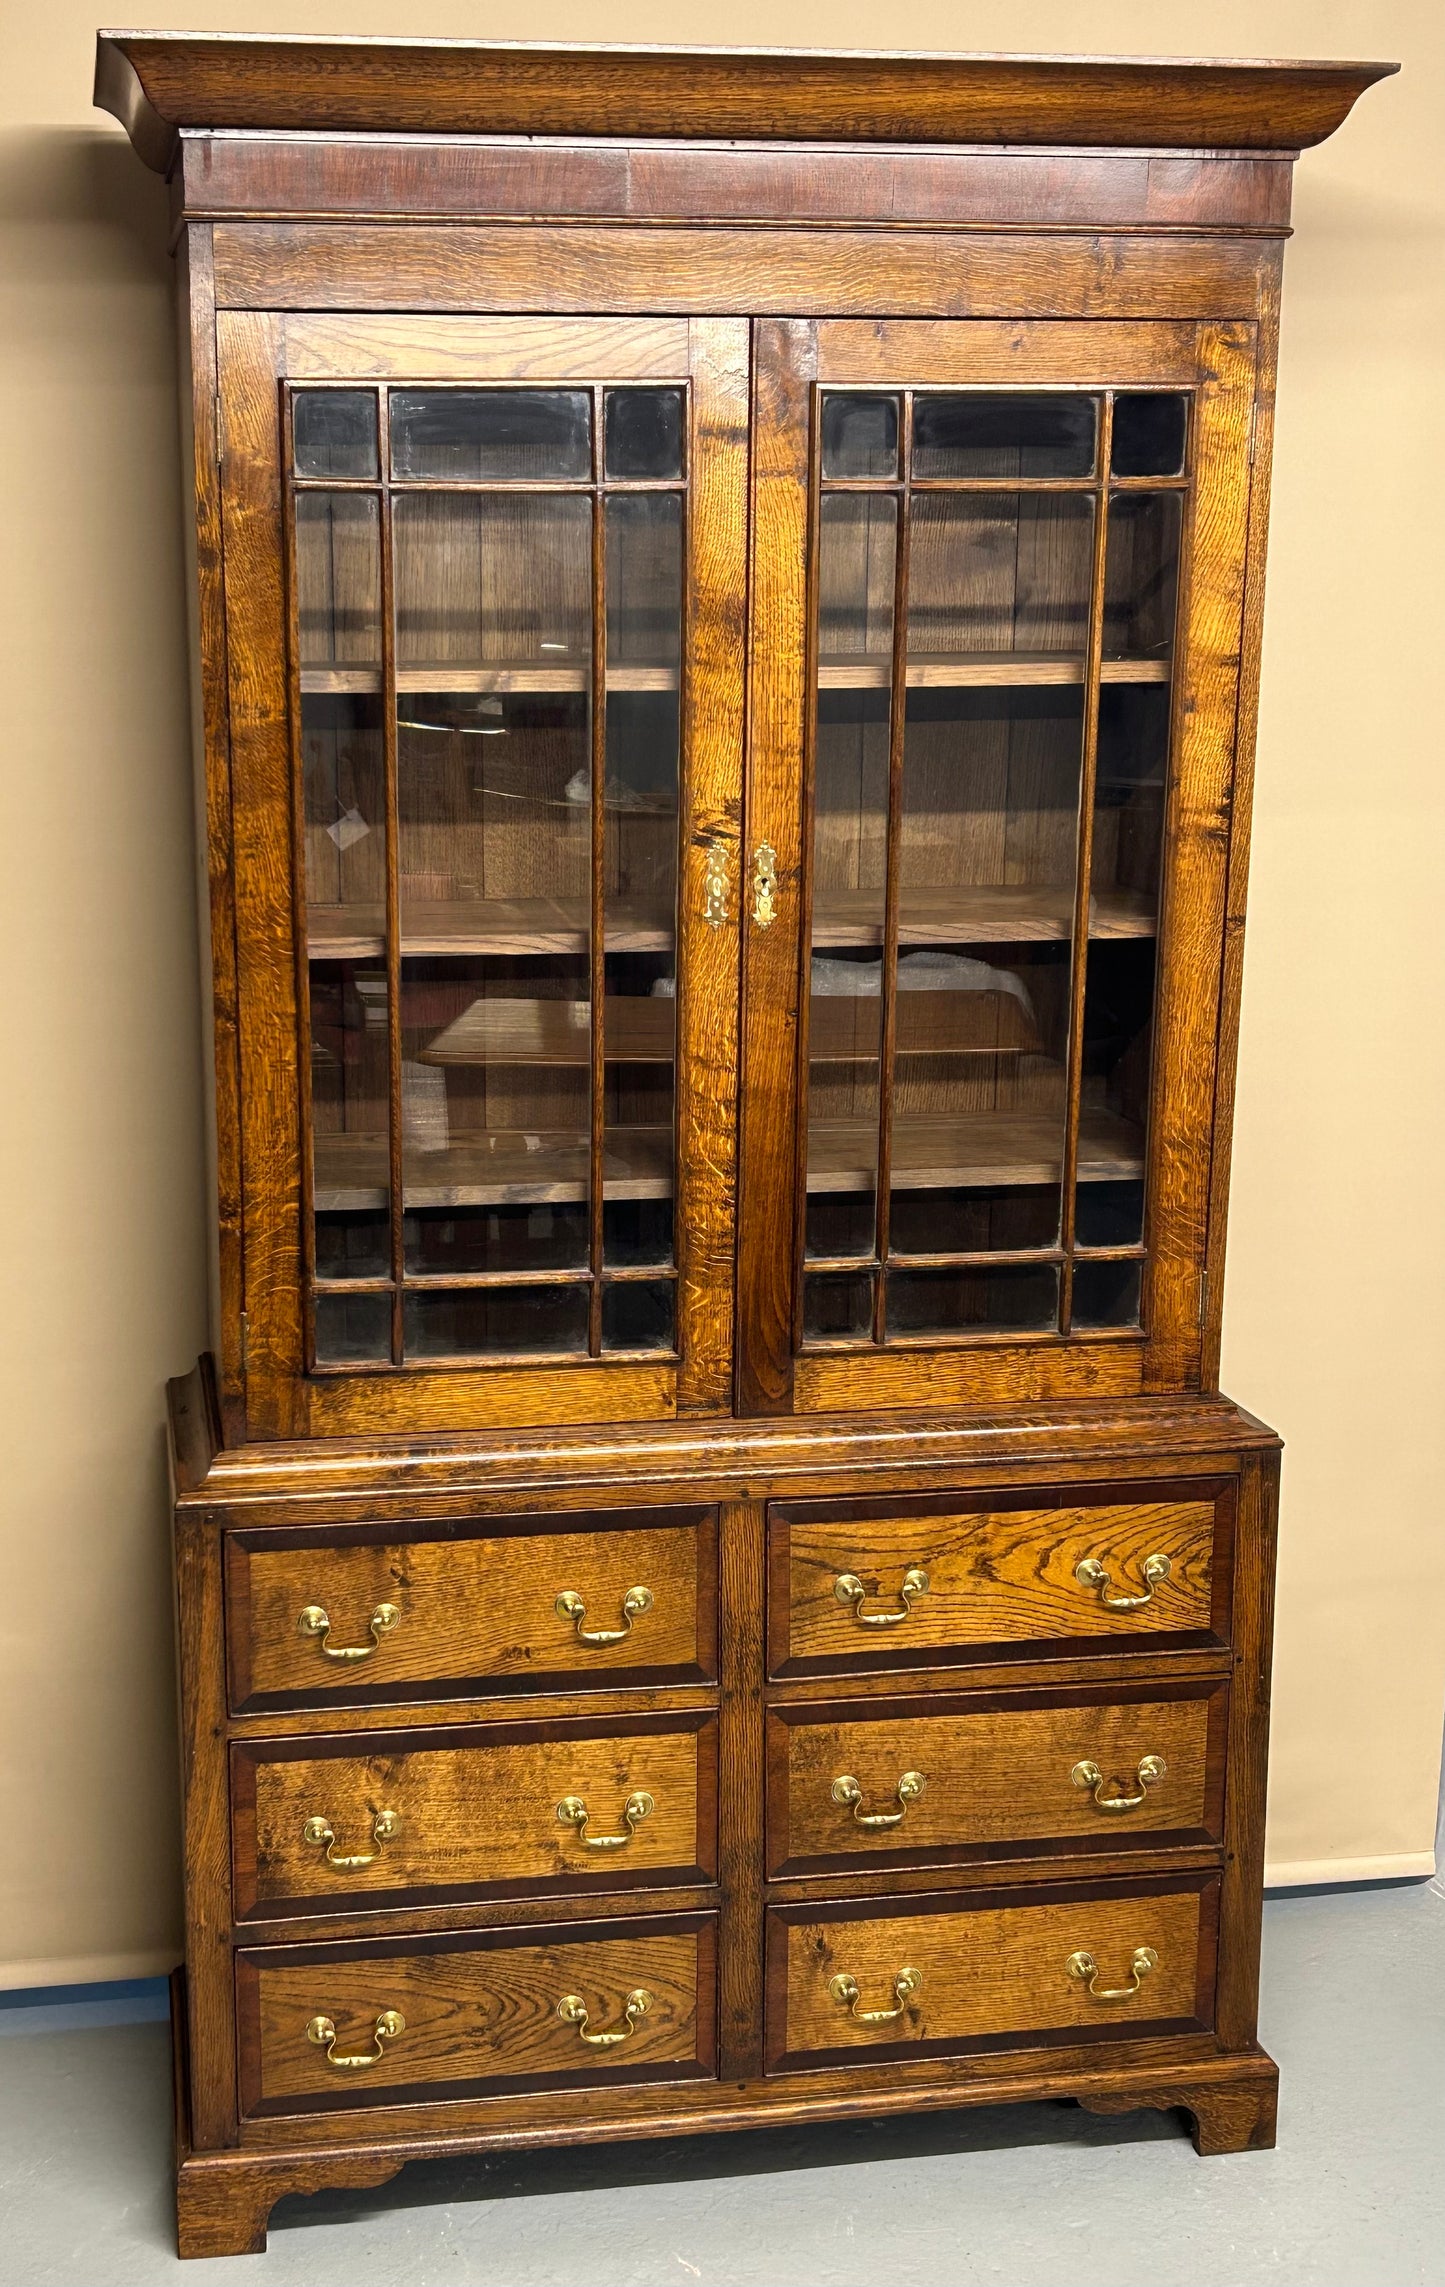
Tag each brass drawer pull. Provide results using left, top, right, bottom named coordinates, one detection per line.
left=833, top=1566, right=929, bottom=1628
left=306, top=2008, right=405, bottom=2069
left=557, top=1790, right=654, bottom=1852
left=751, top=840, right=779, bottom=929
left=1071, top=1755, right=1166, bottom=1813
left=703, top=837, right=729, bottom=928
left=296, top=1600, right=399, bottom=1663
left=302, top=1808, right=401, bottom=1870
left=828, top=1966, right=922, bottom=2025
left=554, top=1584, right=653, bottom=1646
left=1074, top=1553, right=1171, bottom=1611
left=556, top=1988, right=652, bottom=2048
left=831, top=1771, right=926, bottom=1829
left=1067, top=1945, right=1158, bottom=2003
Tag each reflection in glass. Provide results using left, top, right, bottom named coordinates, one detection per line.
left=604, top=388, right=685, bottom=480
left=1112, top=394, right=1187, bottom=478
left=912, top=393, right=1095, bottom=480
left=820, top=393, right=899, bottom=480
left=390, top=390, right=591, bottom=481
left=908, top=494, right=1093, bottom=661
left=293, top=390, right=379, bottom=481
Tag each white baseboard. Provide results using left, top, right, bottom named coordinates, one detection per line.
left=0, top=1949, right=177, bottom=1993
left=1264, top=1851, right=1436, bottom=1887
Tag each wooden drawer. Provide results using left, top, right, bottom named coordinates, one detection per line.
left=766, top=1876, right=1216, bottom=2073
left=766, top=1683, right=1226, bottom=1877
left=226, top=1506, right=716, bottom=1711
left=233, top=1712, right=718, bottom=1919
left=237, top=1913, right=717, bottom=2116
left=768, top=1480, right=1230, bottom=1677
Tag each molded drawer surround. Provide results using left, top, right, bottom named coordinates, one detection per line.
left=765, top=1876, right=1217, bottom=2073
left=237, top=1913, right=717, bottom=2116
left=768, top=1481, right=1232, bottom=1677
left=225, top=1506, right=717, bottom=1711
left=765, top=1683, right=1226, bottom=1877
left=232, top=1712, right=718, bottom=1918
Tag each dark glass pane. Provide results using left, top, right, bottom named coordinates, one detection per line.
left=890, top=1186, right=1060, bottom=1256
left=804, top=1272, right=874, bottom=1343
left=821, top=393, right=899, bottom=480
left=887, top=1263, right=1058, bottom=1337
left=1075, top=940, right=1155, bottom=1210
left=1112, top=394, right=1187, bottom=479
left=294, top=390, right=378, bottom=480
left=805, top=1191, right=877, bottom=1263
left=912, top=393, right=1096, bottom=479
left=301, top=693, right=384, bottom=922
left=1076, top=1179, right=1146, bottom=1250
left=315, top=1211, right=389, bottom=1281
left=1073, top=1258, right=1143, bottom=1329
left=601, top=1280, right=675, bottom=1352
left=404, top=1203, right=589, bottom=1276
left=309, top=960, right=389, bottom=1275
left=604, top=388, right=684, bottom=480
left=403, top=1284, right=589, bottom=1359
left=604, top=1197, right=674, bottom=1267
left=1103, top=492, right=1182, bottom=660
left=908, top=494, right=1093, bottom=659
left=391, top=390, right=592, bottom=481
left=315, top=1293, right=391, bottom=1364
left=1093, top=684, right=1170, bottom=922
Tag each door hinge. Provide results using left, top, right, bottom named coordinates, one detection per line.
left=1197, top=1272, right=1210, bottom=1330
left=213, top=389, right=226, bottom=471
left=1247, top=401, right=1258, bottom=468
left=239, top=1309, right=250, bottom=1375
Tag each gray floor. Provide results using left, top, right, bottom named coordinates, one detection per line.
left=2, top=1877, right=1442, bottom=2286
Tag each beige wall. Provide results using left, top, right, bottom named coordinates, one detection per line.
left=0, top=1, right=1440, bottom=1982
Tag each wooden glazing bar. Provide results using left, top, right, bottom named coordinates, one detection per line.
left=377, top=394, right=405, bottom=1365
left=279, top=392, right=320, bottom=1369
left=297, top=476, right=687, bottom=496
left=587, top=392, right=607, bottom=1357
left=870, top=395, right=913, bottom=1346
left=1058, top=392, right=1115, bottom=1339
left=807, top=1247, right=1065, bottom=1273
left=790, top=375, right=826, bottom=1362
left=306, top=1264, right=685, bottom=1292
left=819, top=475, right=1190, bottom=496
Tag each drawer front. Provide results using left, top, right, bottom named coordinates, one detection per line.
left=227, top=1506, right=716, bottom=1710
left=766, top=1878, right=1215, bottom=2073
left=769, top=1480, right=1229, bottom=1676
left=238, top=1913, right=716, bottom=2115
left=233, top=1713, right=718, bottom=1918
left=767, top=1685, right=1225, bottom=1876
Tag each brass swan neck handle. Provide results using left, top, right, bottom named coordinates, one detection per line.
left=1074, top=1553, right=1171, bottom=1611
left=554, top=1585, right=653, bottom=1646
left=296, top=1601, right=400, bottom=1662
left=833, top=1567, right=929, bottom=1628
left=1071, top=1755, right=1166, bottom=1813
left=556, top=1790, right=654, bottom=1852
left=831, top=1771, right=926, bottom=1830
left=828, top=1967, right=922, bottom=2024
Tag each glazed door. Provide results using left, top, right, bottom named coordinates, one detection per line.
left=739, top=320, right=1257, bottom=1414
left=219, top=316, right=747, bottom=1437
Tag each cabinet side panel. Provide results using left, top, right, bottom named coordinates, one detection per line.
left=1215, top=1444, right=1279, bottom=2048
left=175, top=1505, right=240, bottom=2148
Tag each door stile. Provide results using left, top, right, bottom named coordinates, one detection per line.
left=374, top=390, right=406, bottom=1370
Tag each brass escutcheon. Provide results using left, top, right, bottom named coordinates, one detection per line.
left=703, top=838, right=729, bottom=928
left=751, top=841, right=779, bottom=930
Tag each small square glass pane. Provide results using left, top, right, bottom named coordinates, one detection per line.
left=601, top=1280, right=675, bottom=1352
left=294, top=391, right=378, bottom=480
left=912, top=394, right=1096, bottom=480
left=403, top=1284, right=589, bottom=1359
left=887, top=1263, right=1059, bottom=1337
left=803, top=1271, right=874, bottom=1343
left=604, top=1198, right=674, bottom=1267
left=1072, top=1258, right=1143, bottom=1329
left=604, top=389, right=684, bottom=480
left=821, top=394, right=899, bottom=480
left=315, top=1210, right=389, bottom=1281
left=315, top=1293, right=391, bottom=1364
left=1112, top=394, right=1187, bottom=479
left=1075, top=1180, right=1146, bottom=1250
left=390, top=390, right=592, bottom=481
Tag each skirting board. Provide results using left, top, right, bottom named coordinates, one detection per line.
left=1264, top=1851, right=1436, bottom=1887
left=0, top=1949, right=177, bottom=1992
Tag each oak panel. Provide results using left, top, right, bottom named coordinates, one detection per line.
left=227, top=1507, right=716, bottom=1709
left=233, top=1712, right=717, bottom=1916
left=238, top=1914, right=716, bottom=2114
left=767, top=1685, right=1223, bottom=1876
left=769, top=1481, right=1229, bottom=1676
left=767, top=1877, right=1215, bottom=2071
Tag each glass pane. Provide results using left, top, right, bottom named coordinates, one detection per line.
left=908, top=493, right=1093, bottom=664
left=1103, top=492, right=1182, bottom=661
left=821, top=393, right=899, bottom=480
left=807, top=495, right=898, bottom=1263
left=604, top=1197, right=674, bottom=1266
left=1112, top=394, right=1187, bottom=479
left=1076, top=1178, right=1147, bottom=1250
left=293, top=390, right=378, bottom=480
left=600, top=1279, right=675, bottom=1352
left=394, top=491, right=591, bottom=679
left=315, top=1293, right=391, bottom=1365
left=604, top=388, right=684, bottom=480
left=912, top=394, right=1096, bottom=480
left=1073, top=1258, right=1143, bottom=1329
left=887, top=1263, right=1059, bottom=1337
left=403, top=1285, right=590, bottom=1359
left=390, top=390, right=592, bottom=481
left=803, top=1271, right=874, bottom=1343
left=301, top=693, right=384, bottom=930
left=295, top=492, right=381, bottom=670
left=309, top=959, right=390, bottom=1300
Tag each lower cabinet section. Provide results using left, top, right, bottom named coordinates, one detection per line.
left=236, top=1913, right=717, bottom=2116
left=765, top=1876, right=1217, bottom=2073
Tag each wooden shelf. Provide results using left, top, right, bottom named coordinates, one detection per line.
left=807, top=1108, right=1141, bottom=1194
left=314, top=1126, right=672, bottom=1212
left=421, top=996, right=675, bottom=1065
left=812, top=883, right=1154, bottom=947
left=309, top=897, right=673, bottom=961
left=810, top=989, right=1039, bottom=1060
left=301, top=662, right=678, bottom=697
left=818, top=652, right=1171, bottom=690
